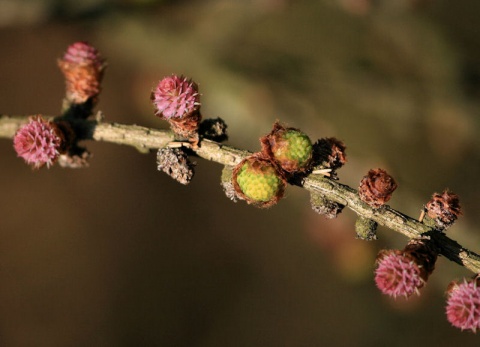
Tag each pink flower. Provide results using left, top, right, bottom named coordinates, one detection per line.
left=62, top=41, right=104, bottom=69
left=374, top=250, right=425, bottom=298
left=446, top=277, right=480, bottom=333
left=151, top=75, right=200, bottom=119
left=58, top=41, right=106, bottom=104
left=13, top=116, right=65, bottom=169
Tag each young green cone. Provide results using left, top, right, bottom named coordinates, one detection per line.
left=232, top=153, right=286, bottom=208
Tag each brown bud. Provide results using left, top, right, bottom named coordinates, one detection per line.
left=312, top=137, right=347, bottom=172
left=199, top=117, right=228, bottom=142
left=54, top=120, right=76, bottom=153
left=425, top=190, right=462, bottom=229
left=358, top=168, right=397, bottom=208
left=167, top=111, right=202, bottom=143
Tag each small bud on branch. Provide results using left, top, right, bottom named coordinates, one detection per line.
left=359, top=168, right=397, bottom=208
left=425, top=190, right=462, bottom=229
left=58, top=41, right=106, bottom=106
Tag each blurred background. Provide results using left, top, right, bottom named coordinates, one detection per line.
left=1, top=0, right=480, bottom=345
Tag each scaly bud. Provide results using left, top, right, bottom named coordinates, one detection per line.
left=58, top=41, right=106, bottom=105
left=358, top=168, right=397, bottom=208
left=232, top=153, right=286, bottom=208
left=261, top=122, right=313, bottom=173
left=425, top=190, right=462, bottom=229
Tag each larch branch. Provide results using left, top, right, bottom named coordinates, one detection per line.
left=1, top=114, right=479, bottom=274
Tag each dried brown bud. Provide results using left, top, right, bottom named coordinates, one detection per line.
left=157, top=148, right=195, bottom=185
left=425, top=190, right=462, bottom=229
left=167, top=112, right=202, bottom=142
left=199, top=117, right=228, bottom=142
left=312, top=137, right=347, bottom=172
left=358, top=168, right=397, bottom=208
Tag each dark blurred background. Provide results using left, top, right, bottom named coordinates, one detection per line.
left=1, top=0, right=480, bottom=345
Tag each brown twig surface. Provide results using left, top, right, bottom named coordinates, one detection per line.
left=1, top=114, right=480, bottom=274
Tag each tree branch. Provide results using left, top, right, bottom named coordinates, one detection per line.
left=2, top=114, right=480, bottom=273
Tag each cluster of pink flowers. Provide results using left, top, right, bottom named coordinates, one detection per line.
left=14, top=44, right=204, bottom=168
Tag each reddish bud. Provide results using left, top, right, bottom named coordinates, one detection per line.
left=58, top=41, right=106, bottom=104
left=425, top=190, right=462, bottom=229
left=167, top=113, right=202, bottom=141
left=358, top=168, right=397, bottom=208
